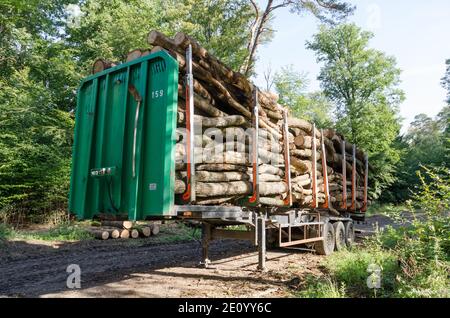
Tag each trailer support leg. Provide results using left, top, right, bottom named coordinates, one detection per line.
left=257, top=216, right=266, bottom=271
left=200, top=222, right=211, bottom=268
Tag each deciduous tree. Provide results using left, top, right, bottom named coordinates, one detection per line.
left=307, top=23, right=404, bottom=198
left=241, top=0, right=354, bottom=76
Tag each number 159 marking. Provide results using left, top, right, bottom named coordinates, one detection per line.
left=152, top=89, right=164, bottom=99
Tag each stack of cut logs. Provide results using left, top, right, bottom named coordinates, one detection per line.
left=92, top=31, right=368, bottom=214
left=87, top=221, right=160, bottom=240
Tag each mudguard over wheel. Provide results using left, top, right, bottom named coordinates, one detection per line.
left=333, top=221, right=346, bottom=251
left=344, top=221, right=355, bottom=248
left=315, top=221, right=335, bottom=255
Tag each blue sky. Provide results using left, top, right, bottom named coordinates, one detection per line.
left=253, top=0, right=450, bottom=132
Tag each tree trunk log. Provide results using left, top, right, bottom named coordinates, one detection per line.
left=101, top=220, right=133, bottom=230
left=92, top=59, right=116, bottom=74
left=88, top=229, right=109, bottom=240
left=126, top=49, right=142, bottom=62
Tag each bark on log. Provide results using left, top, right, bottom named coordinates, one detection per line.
left=249, top=173, right=282, bottom=182
left=163, top=46, right=282, bottom=139
left=259, top=197, right=286, bottom=206
left=182, top=170, right=249, bottom=182
left=178, top=91, right=225, bottom=117
left=195, top=197, right=234, bottom=205
left=196, top=163, right=248, bottom=172
left=175, top=179, right=186, bottom=194
left=287, top=118, right=321, bottom=138
left=119, top=229, right=130, bottom=239
left=126, top=49, right=142, bottom=62
left=294, top=135, right=320, bottom=149
left=92, top=59, right=116, bottom=74
left=137, top=226, right=151, bottom=237
left=103, top=227, right=120, bottom=239
left=151, top=223, right=160, bottom=235
left=88, top=229, right=109, bottom=240
left=130, top=229, right=139, bottom=239
left=255, top=164, right=284, bottom=176
left=147, top=30, right=179, bottom=52
left=173, top=32, right=252, bottom=94
left=101, top=220, right=133, bottom=230
left=175, top=181, right=287, bottom=197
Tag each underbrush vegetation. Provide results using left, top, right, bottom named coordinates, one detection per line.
left=299, top=167, right=450, bottom=298
left=0, top=222, right=93, bottom=242
left=155, top=222, right=201, bottom=243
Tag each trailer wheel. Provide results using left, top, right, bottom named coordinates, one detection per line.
left=345, top=221, right=355, bottom=248
left=333, top=221, right=346, bottom=251
left=315, top=221, right=335, bottom=255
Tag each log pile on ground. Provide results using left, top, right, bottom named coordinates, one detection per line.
left=95, top=30, right=368, bottom=213
left=87, top=221, right=160, bottom=240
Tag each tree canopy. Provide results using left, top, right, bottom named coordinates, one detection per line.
left=241, top=0, right=354, bottom=76
left=0, top=0, right=259, bottom=216
left=385, top=106, right=449, bottom=202
left=442, top=59, right=450, bottom=104
left=273, top=65, right=333, bottom=128
left=307, top=23, right=404, bottom=198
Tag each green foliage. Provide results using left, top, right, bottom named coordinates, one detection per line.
left=385, top=107, right=449, bottom=202
left=0, top=222, right=93, bottom=241
left=0, top=0, right=257, bottom=220
left=67, top=0, right=254, bottom=73
left=274, top=65, right=333, bottom=128
left=380, top=167, right=450, bottom=297
left=301, top=168, right=450, bottom=298
left=287, top=0, right=354, bottom=23
left=0, top=223, right=14, bottom=241
left=25, top=222, right=93, bottom=241
left=442, top=59, right=450, bottom=104
left=307, top=23, right=404, bottom=199
left=366, top=202, right=408, bottom=217
left=297, top=276, right=347, bottom=298
left=0, top=69, right=74, bottom=213
left=156, top=222, right=201, bottom=243
left=324, top=247, right=399, bottom=297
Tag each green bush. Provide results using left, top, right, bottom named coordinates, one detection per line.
left=0, top=222, right=93, bottom=242
left=30, top=223, right=93, bottom=241
left=324, top=247, right=399, bottom=297
left=0, top=70, right=74, bottom=220
left=0, top=223, right=14, bottom=240
left=297, top=275, right=347, bottom=298
left=297, top=167, right=449, bottom=298
left=380, top=168, right=449, bottom=297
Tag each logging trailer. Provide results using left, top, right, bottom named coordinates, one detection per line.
left=69, top=47, right=368, bottom=270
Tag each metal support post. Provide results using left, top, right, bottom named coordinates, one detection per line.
left=200, top=222, right=211, bottom=268
left=257, top=215, right=266, bottom=271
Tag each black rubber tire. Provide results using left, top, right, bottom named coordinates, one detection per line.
left=333, top=221, right=346, bottom=251
left=344, top=221, right=355, bottom=248
left=315, top=221, right=335, bottom=255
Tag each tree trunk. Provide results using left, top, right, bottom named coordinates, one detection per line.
left=88, top=229, right=109, bottom=240
left=92, top=59, right=116, bottom=74
left=119, top=229, right=130, bottom=239
left=101, top=220, right=133, bottom=230
left=126, top=49, right=142, bottom=62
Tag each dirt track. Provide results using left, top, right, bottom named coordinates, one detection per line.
left=0, top=216, right=392, bottom=298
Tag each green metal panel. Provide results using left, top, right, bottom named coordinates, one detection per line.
left=69, top=52, right=179, bottom=220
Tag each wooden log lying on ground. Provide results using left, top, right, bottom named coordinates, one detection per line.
left=103, top=227, right=120, bottom=239
left=151, top=223, right=160, bottom=235
left=120, top=229, right=130, bottom=239
left=136, top=226, right=152, bottom=237
left=101, top=220, right=133, bottom=230
left=87, top=228, right=109, bottom=240
left=130, top=229, right=139, bottom=239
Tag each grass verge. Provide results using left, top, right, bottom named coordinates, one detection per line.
left=0, top=222, right=93, bottom=242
